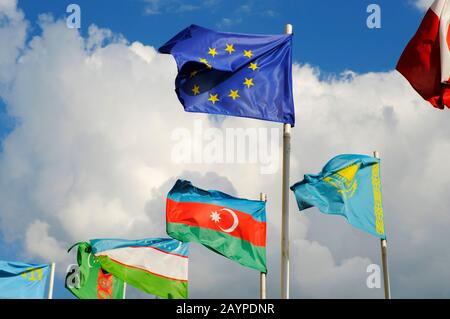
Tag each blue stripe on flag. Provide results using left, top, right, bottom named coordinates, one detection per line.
left=167, top=179, right=266, bottom=222
left=90, top=238, right=189, bottom=257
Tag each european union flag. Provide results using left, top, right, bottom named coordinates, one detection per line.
left=159, top=25, right=295, bottom=125
left=290, top=154, right=386, bottom=239
left=0, top=261, right=50, bottom=299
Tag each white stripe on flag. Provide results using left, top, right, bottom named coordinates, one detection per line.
left=431, top=0, right=447, bottom=15
left=96, top=246, right=188, bottom=281
left=439, top=0, right=450, bottom=82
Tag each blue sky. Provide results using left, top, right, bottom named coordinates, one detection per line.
left=17, top=0, right=425, bottom=74
left=0, top=98, right=14, bottom=144
left=0, top=0, right=436, bottom=299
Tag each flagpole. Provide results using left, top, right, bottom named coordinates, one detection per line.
left=47, top=262, right=56, bottom=299
left=123, top=282, right=127, bottom=299
left=259, top=192, right=267, bottom=299
left=373, top=151, right=391, bottom=299
left=281, top=23, right=293, bottom=300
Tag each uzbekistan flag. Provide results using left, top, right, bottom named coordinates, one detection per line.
left=90, top=238, right=189, bottom=299
left=397, top=0, right=450, bottom=109
left=166, top=179, right=267, bottom=273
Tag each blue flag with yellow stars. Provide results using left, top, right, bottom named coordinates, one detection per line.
left=290, top=154, right=386, bottom=239
left=159, top=25, right=295, bottom=126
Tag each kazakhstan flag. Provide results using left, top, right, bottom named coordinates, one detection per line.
left=290, top=154, right=386, bottom=239
left=0, top=261, right=50, bottom=299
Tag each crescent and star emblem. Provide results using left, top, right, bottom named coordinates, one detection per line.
left=210, top=208, right=239, bottom=233
left=87, top=253, right=100, bottom=268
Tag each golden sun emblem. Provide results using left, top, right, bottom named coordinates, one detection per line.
left=324, top=163, right=359, bottom=200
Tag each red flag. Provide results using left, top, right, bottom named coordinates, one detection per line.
left=397, top=0, right=450, bottom=109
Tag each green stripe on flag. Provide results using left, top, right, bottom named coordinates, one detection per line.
left=97, top=256, right=188, bottom=299
left=65, top=242, right=124, bottom=299
left=167, top=222, right=266, bottom=273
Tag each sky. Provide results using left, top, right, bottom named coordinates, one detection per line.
left=1, top=0, right=450, bottom=299
left=16, top=0, right=429, bottom=74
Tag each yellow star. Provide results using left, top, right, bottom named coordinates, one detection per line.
left=192, top=84, right=200, bottom=95
left=228, top=89, right=240, bottom=100
left=243, top=50, right=254, bottom=58
left=208, top=47, right=218, bottom=58
left=199, top=58, right=212, bottom=69
left=225, top=43, right=235, bottom=54
left=248, top=62, right=258, bottom=71
left=208, top=93, right=219, bottom=104
left=243, top=77, right=254, bottom=88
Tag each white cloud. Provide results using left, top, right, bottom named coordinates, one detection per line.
left=216, top=17, right=243, bottom=29
left=25, top=220, right=70, bottom=266
left=142, top=0, right=208, bottom=15
left=0, top=0, right=18, bottom=13
left=414, top=0, right=434, bottom=11
left=0, top=0, right=27, bottom=88
left=142, top=0, right=162, bottom=15
left=292, top=239, right=374, bottom=298
left=0, top=1, right=450, bottom=298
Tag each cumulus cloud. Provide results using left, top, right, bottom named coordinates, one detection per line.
left=0, top=0, right=449, bottom=298
left=0, top=0, right=27, bottom=88
left=25, top=220, right=70, bottom=266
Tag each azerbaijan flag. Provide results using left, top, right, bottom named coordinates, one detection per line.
left=166, top=179, right=267, bottom=273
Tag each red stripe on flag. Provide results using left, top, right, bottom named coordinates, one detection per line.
left=128, top=246, right=188, bottom=259
left=166, top=198, right=266, bottom=247
left=96, top=268, right=113, bottom=299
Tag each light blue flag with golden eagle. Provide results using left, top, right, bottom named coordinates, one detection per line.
left=290, top=154, right=386, bottom=239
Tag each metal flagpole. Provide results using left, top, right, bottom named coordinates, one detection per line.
left=259, top=192, right=267, bottom=299
left=47, top=262, right=56, bottom=299
left=123, top=282, right=127, bottom=299
left=373, top=151, right=391, bottom=299
left=380, top=239, right=391, bottom=299
left=281, top=23, right=293, bottom=300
